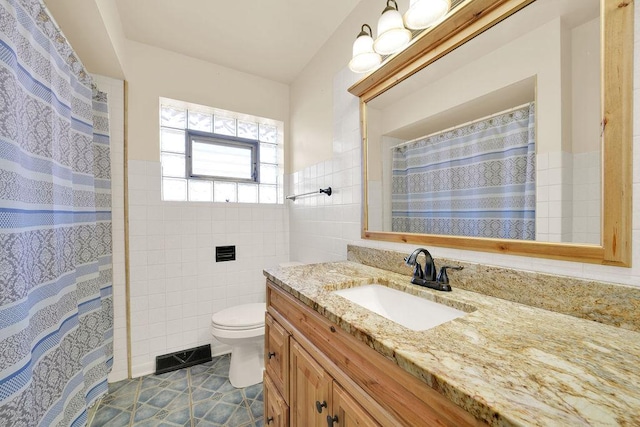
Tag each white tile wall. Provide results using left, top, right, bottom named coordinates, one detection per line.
left=288, top=68, right=362, bottom=263
left=128, top=160, right=289, bottom=377
left=536, top=151, right=573, bottom=242
left=536, top=150, right=600, bottom=244
left=92, top=75, right=127, bottom=383
left=572, top=151, right=601, bottom=244
left=288, top=10, right=640, bottom=289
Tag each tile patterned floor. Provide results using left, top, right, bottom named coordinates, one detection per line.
left=90, top=354, right=264, bottom=427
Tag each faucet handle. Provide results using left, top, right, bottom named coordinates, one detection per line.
left=436, top=265, right=463, bottom=284
left=413, top=262, right=424, bottom=280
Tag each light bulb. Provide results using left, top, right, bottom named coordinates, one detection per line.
left=403, top=0, right=451, bottom=30
left=349, top=24, right=381, bottom=73
left=374, top=0, right=411, bottom=55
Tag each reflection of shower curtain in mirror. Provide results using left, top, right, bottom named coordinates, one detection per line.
left=392, top=102, right=536, bottom=240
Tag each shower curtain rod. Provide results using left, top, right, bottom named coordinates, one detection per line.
left=390, top=101, right=533, bottom=150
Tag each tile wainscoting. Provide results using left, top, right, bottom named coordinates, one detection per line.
left=127, top=159, right=289, bottom=377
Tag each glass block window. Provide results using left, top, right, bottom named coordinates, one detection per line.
left=160, top=98, right=284, bottom=204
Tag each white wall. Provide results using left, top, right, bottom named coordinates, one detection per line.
left=125, top=40, right=290, bottom=163
left=289, top=1, right=388, bottom=172
left=289, top=68, right=362, bottom=262
left=91, top=75, right=127, bottom=382
left=123, top=40, right=291, bottom=377
left=377, top=18, right=562, bottom=154
left=571, top=18, right=601, bottom=244
left=127, top=162, right=289, bottom=377
left=288, top=5, right=639, bottom=288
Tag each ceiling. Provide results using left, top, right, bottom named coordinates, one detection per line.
left=46, top=0, right=361, bottom=83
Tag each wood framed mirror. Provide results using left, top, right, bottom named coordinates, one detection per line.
left=349, top=0, right=632, bottom=266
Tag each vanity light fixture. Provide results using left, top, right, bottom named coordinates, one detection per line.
left=349, top=24, right=382, bottom=73
left=349, top=0, right=452, bottom=74
left=373, top=0, right=412, bottom=55
left=403, top=0, right=451, bottom=30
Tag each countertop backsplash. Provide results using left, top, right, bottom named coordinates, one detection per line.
left=347, top=245, right=640, bottom=332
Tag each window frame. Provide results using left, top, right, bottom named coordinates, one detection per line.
left=185, top=129, right=260, bottom=183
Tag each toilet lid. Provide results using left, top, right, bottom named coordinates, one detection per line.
left=211, top=303, right=266, bottom=330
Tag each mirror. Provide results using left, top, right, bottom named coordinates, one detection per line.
left=349, top=0, right=632, bottom=266
left=368, top=0, right=600, bottom=244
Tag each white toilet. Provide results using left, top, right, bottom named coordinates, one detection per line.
left=211, top=302, right=266, bottom=388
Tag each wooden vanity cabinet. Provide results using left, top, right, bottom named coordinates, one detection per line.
left=264, top=280, right=485, bottom=427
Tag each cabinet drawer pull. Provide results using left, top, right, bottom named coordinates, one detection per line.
left=266, top=416, right=274, bottom=424
left=327, top=415, right=339, bottom=426
left=268, top=351, right=276, bottom=359
left=316, top=400, right=327, bottom=413
left=330, top=326, right=336, bottom=333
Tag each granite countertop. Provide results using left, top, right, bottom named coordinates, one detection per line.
left=264, top=261, right=640, bottom=426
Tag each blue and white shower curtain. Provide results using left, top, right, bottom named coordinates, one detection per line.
left=392, top=102, right=536, bottom=240
left=0, top=0, right=113, bottom=425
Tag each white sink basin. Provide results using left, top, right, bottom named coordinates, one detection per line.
left=332, top=284, right=466, bottom=331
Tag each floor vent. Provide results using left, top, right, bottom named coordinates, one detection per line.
left=155, top=344, right=212, bottom=375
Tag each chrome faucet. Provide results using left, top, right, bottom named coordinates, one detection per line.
left=404, top=248, right=463, bottom=292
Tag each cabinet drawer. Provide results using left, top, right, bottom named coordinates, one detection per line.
left=264, top=372, right=289, bottom=427
left=265, top=312, right=289, bottom=402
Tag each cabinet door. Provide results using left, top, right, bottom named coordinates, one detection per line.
left=290, top=341, right=332, bottom=427
left=264, top=373, right=289, bottom=427
left=265, top=312, right=289, bottom=401
left=329, top=383, right=381, bottom=427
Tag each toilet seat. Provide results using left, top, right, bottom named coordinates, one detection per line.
left=210, top=324, right=264, bottom=340
left=211, top=302, right=266, bottom=330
